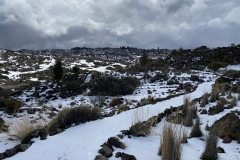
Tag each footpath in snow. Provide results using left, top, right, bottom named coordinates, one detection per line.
left=7, top=81, right=214, bottom=160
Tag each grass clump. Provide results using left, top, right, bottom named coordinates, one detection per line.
left=0, top=97, right=23, bottom=115
left=229, top=96, right=237, bottom=107
left=11, top=116, right=44, bottom=141
left=159, top=123, right=183, bottom=160
left=201, top=129, right=218, bottom=160
left=129, top=121, right=151, bottom=136
left=227, top=91, right=233, bottom=99
left=48, top=105, right=101, bottom=133
left=21, top=128, right=47, bottom=144
left=183, top=105, right=197, bottom=127
left=190, top=118, right=203, bottom=137
left=129, top=108, right=153, bottom=136
left=200, top=93, right=209, bottom=107
left=209, top=87, right=219, bottom=102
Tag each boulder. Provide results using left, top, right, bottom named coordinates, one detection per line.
left=223, top=136, right=232, bottom=143
left=217, top=147, right=225, bottom=153
left=98, top=146, right=113, bottom=158
left=210, top=113, right=240, bottom=141
left=0, top=153, right=5, bottom=159
left=200, top=109, right=207, bottom=114
left=14, top=144, right=31, bottom=152
left=107, top=137, right=125, bottom=149
left=4, top=148, right=17, bottom=158
left=115, top=152, right=136, bottom=160
left=95, top=155, right=108, bottom=160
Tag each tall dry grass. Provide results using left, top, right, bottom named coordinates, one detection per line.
left=160, top=123, right=183, bottom=160
left=11, top=115, right=44, bottom=141
left=201, top=129, right=218, bottom=160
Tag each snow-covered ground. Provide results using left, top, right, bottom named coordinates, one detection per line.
left=6, top=81, right=218, bottom=160
left=227, top=64, right=240, bottom=71
left=2, top=56, right=56, bottom=80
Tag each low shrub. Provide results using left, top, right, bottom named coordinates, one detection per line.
left=224, top=70, right=240, bottom=79
left=150, top=73, right=168, bottom=82
left=21, top=128, right=47, bottom=144
left=109, top=97, right=124, bottom=107
left=208, top=62, right=227, bottom=71
left=0, top=97, right=23, bottom=115
left=88, top=76, right=140, bottom=96
left=129, top=121, right=151, bottom=136
left=48, top=105, right=101, bottom=133
left=190, top=75, right=201, bottom=82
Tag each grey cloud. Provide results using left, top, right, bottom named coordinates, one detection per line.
left=0, top=0, right=240, bottom=50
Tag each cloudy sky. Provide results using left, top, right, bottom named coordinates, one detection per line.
left=0, top=0, right=240, bottom=50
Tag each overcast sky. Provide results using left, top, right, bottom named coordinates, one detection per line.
left=0, top=0, right=240, bottom=50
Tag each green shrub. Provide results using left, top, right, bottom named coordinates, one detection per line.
left=150, top=73, right=168, bottom=82
left=21, top=128, right=48, bottom=144
left=88, top=76, right=140, bottom=96
left=48, top=105, right=101, bottom=133
left=224, top=70, right=240, bottom=79
left=109, top=97, right=123, bottom=107
left=190, top=75, right=201, bottom=82
left=53, top=59, right=63, bottom=81
left=63, top=81, right=83, bottom=95
left=207, top=62, right=227, bottom=71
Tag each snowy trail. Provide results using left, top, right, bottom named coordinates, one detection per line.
left=7, top=81, right=214, bottom=160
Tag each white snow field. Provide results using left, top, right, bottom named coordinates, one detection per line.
left=227, top=64, right=240, bottom=71
left=6, top=81, right=215, bottom=160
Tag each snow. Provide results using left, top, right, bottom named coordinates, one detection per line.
left=227, top=64, right=240, bottom=71
left=6, top=81, right=216, bottom=160
left=2, top=57, right=55, bottom=80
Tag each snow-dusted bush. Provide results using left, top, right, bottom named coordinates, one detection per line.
left=48, top=105, right=101, bottom=133
left=88, top=76, right=140, bottom=96
left=159, top=123, right=183, bottom=160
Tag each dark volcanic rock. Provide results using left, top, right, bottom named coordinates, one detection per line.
left=107, top=137, right=125, bottom=149
left=98, top=146, right=113, bottom=158
left=210, top=113, right=240, bottom=142
left=94, top=155, right=108, bottom=160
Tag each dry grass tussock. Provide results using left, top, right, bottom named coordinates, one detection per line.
left=129, top=108, right=155, bottom=136
left=201, top=129, right=218, bottom=160
left=11, top=115, right=44, bottom=141
left=159, top=123, right=183, bottom=160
